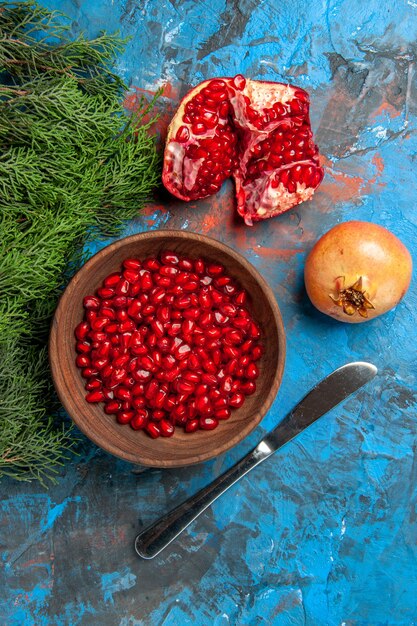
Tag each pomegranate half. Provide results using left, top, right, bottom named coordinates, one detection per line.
left=162, top=75, right=324, bottom=225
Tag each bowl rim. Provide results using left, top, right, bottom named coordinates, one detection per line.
left=49, top=229, right=286, bottom=467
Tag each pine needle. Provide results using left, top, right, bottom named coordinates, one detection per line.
left=0, top=1, right=162, bottom=483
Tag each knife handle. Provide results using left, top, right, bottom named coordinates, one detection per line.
left=135, top=443, right=271, bottom=559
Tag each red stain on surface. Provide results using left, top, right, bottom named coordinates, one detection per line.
left=371, top=101, right=401, bottom=120
left=257, top=246, right=301, bottom=259
left=317, top=153, right=385, bottom=209
left=319, top=157, right=364, bottom=204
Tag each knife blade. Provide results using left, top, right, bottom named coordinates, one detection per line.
left=135, top=361, right=377, bottom=559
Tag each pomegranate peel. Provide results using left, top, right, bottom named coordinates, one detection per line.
left=304, top=221, right=412, bottom=323
left=162, top=75, right=324, bottom=225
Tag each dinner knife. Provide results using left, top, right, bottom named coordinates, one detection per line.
left=135, top=361, right=377, bottom=559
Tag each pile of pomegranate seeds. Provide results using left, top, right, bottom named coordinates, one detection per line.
left=162, top=75, right=324, bottom=225
left=75, top=252, right=263, bottom=438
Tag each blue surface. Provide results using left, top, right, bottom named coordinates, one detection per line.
left=1, top=1, right=417, bottom=624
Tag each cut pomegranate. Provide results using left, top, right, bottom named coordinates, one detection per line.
left=162, top=75, right=323, bottom=225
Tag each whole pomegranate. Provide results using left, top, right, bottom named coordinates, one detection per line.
left=162, top=75, right=324, bottom=225
left=304, top=221, right=412, bottom=323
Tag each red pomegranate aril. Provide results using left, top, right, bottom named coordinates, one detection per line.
left=104, top=273, right=121, bottom=288
left=198, top=290, right=212, bottom=309
left=199, top=416, right=218, bottom=430
left=114, top=387, right=132, bottom=402
left=215, top=408, right=231, bottom=420
left=164, top=367, right=181, bottom=382
left=97, top=287, right=114, bottom=299
left=112, top=296, right=128, bottom=309
left=142, top=304, right=155, bottom=317
left=229, top=393, right=245, bottom=408
left=140, top=272, right=153, bottom=291
left=75, top=321, right=90, bottom=341
left=101, top=365, right=114, bottom=380
left=232, top=316, right=249, bottom=330
left=99, top=306, right=116, bottom=320
left=104, top=400, right=120, bottom=414
left=200, top=373, right=217, bottom=386
left=85, top=390, right=104, bottom=403
left=102, top=387, right=115, bottom=401
left=76, top=341, right=91, bottom=354
left=76, top=252, right=263, bottom=439
left=241, top=339, right=254, bottom=353
left=85, top=378, right=101, bottom=390
left=116, top=278, right=130, bottom=296
left=241, top=381, right=257, bottom=395
left=238, top=355, right=250, bottom=367
left=151, top=319, right=165, bottom=338
left=234, top=291, right=248, bottom=306
left=214, top=311, right=229, bottom=325
left=132, top=397, right=146, bottom=410
left=182, top=307, right=200, bottom=320
left=76, top=354, right=90, bottom=368
left=123, top=258, right=141, bottom=270
left=130, top=412, right=148, bottom=430
left=246, top=363, right=260, bottom=379
left=142, top=258, right=160, bottom=272
left=154, top=388, right=168, bottom=408
left=160, top=251, right=180, bottom=265
left=223, top=345, right=240, bottom=359
left=83, top=295, right=100, bottom=310
left=183, top=370, right=200, bottom=384
left=157, top=306, right=171, bottom=324
left=145, top=422, right=161, bottom=439
left=177, top=380, right=195, bottom=395
left=145, top=379, right=159, bottom=400
left=159, top=419, right=175, bottom=437
left=175, top=295, right=191, bottom=309
left=92, top=357, right=109, bottom=370
left=85, top=311, right=95, bottom=325
left=251, top=345, right=264, bottom=360
left=133, top=369, right=152, bottom=383
left=185, top=419, right=199, bottom=433
left=123, top=269, right=140, bottom=284
left=117, top=410, right=134, bottom=425
left=116, top=310, right=128, bottom=322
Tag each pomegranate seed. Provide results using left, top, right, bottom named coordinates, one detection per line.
left=146, top=422, right=161, bottom=438
left=229, top=393, right=245, bottom=408
left=104, top=273, right=121, bottom=287
left=117, top=410, right=134, bottom=424
left=75, top=321, right=90, bottom=341
left=241, top=381, right=257, bottom=395
left=104, top=400, right=120, bottom=414
left=76, top=341, right=91, bottom=354
left=130, top=412, right=148, bottom=430
left=159, top=419, right=175, bottom=437
left=75, top=252, right=263, bottom=438
left=85, top=378, right=101, bottom=390
left=199, top=416, right=218, bottom=430
left=185, top=419, right=199, bottom=433
left=83, top=295, right=100, bottom=310
left=123, top=258, right=141, bottom=270
left=76, top=355, right=90, bottom=368
left=215, top=408, right=231, bottom=420
left=85, top=390, right=104, bottom=403
left=246, top=363, right=260, bottom=379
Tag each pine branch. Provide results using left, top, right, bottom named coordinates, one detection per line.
left=0, top=1, right=162, bottom=482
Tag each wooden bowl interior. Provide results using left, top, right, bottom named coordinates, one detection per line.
left=50, top=232, right=285, bottom=467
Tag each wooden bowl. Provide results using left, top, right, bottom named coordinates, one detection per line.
left=49, top=231, right=285, bottom=467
